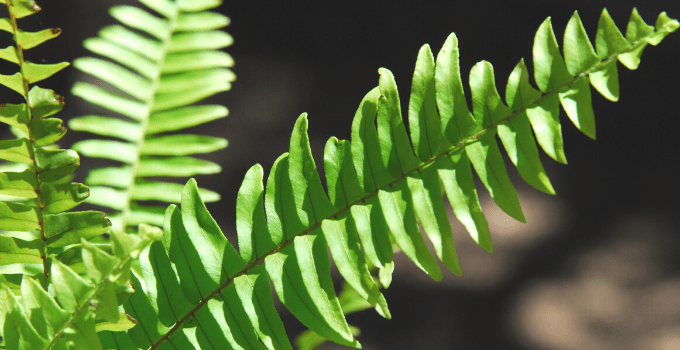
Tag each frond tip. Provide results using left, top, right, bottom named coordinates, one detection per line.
left=106, top=7, right=677, bottom=350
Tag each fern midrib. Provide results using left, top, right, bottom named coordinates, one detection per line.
left=117, top=7, right=180, bottom=232
left=148, top=34, right=654, bottom=349
left=5, top=0, right=50, bottom=278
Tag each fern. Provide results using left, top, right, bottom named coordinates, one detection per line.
left=69, top=0, right=233, bottom=232
left=0, top=0, right=110, bottom=288
left=98, top=8, right=678, bottom=349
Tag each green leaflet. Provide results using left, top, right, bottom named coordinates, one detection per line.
left=409, top=44, right=444, bottom=161
left=180, top=179, right=245, bottom=280
left=177, top=11, right=230, bottom=31
left=563, top=12, right=600, bottom=76
left=236, top=164, right=270, bottom=263
left=377, top=69, right=420, bottom=178
left=559, top=75, right=597, bottom=139
left=147, top=105, right=229, bottom=134
left=142, top=135, right=227, bottom=156
left=70, top=0, right=232, bottom=233
left=0, top=72, right=26, bottom=96
left=619, top=8, right=656, bottom=70
left=137, top=157, right=221, bottom=177
left=0, top=103, right=30, bottom=131
left=0, top=0, right=41, bottom=19
left=43, top=211, right=111, bottom=248
left=232, top=265, right=293, bottom=350
left=28, top=86, right=66, bottom=119
left=74, top=57, right=153, bottom=101
left=504, top=60, right=555, bottom=194
left=110, top=5, right=169, bottom=40
left=265, top=233, right=358, bottom=348
left=436, top=151, right=492, bottom=252
left=20, top=61, right=69, bottom=85
left=69, top=116, right=142, bottom=142
left=350, top=87, right=391, bottom=193
left=15, top=27, right=61, bottom=50
left=295, top=282, right=369, bottom=350
left=320, top=216, right=391, bottom=317
left=1, top=0, right=108, bottom=288
left=34, top=147, right=80, bottom=183
left=132, top=181, right=220, bottom=203
left=289, top=115, right=337, bottom=225
left=0, top=138, right=33, bottom=164
left=98, top=7, right=677, bottom=350
left=0, top=234, right=42, bottom=265
left=507, top=60, right=567, bottom=164
left=591, top=9, right=629, bottom=102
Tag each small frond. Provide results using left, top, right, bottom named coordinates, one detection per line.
left=1, top=1, right=111, bottom=286
left=69, top=0, right=233, bottom=232
left=104, top=8, right=677, bottom=350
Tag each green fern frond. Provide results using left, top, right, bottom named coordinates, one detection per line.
left=69, top=0, right=233, bottom=232
left=0, top=0, right=111, bottom=284
left=0, top=226, right=162, bottom=350
left=100, top=8, right=678, bottom=349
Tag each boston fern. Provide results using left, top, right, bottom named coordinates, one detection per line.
left=0, top=1, right=678, bottom=350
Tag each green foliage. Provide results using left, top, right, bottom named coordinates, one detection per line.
left=69, top=0, right=233, bottom=232
left=0, top=225, right=162, bottom=349
left=96, top=8, right=677, bottom=350
left=0, top=0, right=110, bottom=288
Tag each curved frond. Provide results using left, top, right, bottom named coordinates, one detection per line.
left=106, top=8, right=677, bottom=349
left=0, top=1, right=110, bottom=288
left=69, top=0, right=233, bottom=232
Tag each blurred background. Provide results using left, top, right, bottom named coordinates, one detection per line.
left=2, top=0, right=680, bottom=349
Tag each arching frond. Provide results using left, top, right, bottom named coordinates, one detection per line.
left=69, top=0, right=233, bottom=232
left=0, top=0, right=110, bottom=288
left=102, top=8, right=678, bottom=349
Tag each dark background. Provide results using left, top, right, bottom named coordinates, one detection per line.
left=3, top=0, right=680, bottom=349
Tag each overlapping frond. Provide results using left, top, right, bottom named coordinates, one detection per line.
left=103, top=8, right=678, bottom=349
left=0, top=226, right=162, bottom=350
left=69, top=0, right=233, bottom=232
left=0, top=0, right=110, bottom=288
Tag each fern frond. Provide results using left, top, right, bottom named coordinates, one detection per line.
left=0, top=226, right=162, bottom=350
left=0, top=0, right=110, bottom=285
left=69, top=0, right=233, bottom=232
left=107, top=8, right=677, bottom=349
